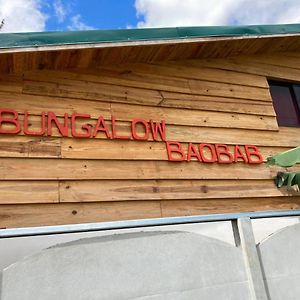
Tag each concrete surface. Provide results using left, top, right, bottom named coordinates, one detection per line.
left=0, top=231, right=250, bottom=300
left=2, top=216, right=298, bottom=273
left=258, top=223, right=300, bottom=300
left=0, top=221, right=235, bottom=271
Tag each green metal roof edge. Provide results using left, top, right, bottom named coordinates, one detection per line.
left=0, top=23, right=300, bottom=49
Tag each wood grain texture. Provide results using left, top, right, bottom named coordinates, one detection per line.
left=1, top=197, right=299, bottom=228
left=165, top=126, right=300, bottom=147
left=23, top=79, right=164, bottom=106
left=0, top=136, right=61, bottom=158
left=1, top=51, right=300, bottom=229
left=110, top=102, right=278, bottom=131
left=1, top=114, right=283, bottom=143
left=161, top=197, right=300, bottom=217
left=0, top=91, right=111, bottom=119
left=0, top=77, right=22, bottom=93
left=61, top=138, right=292, bottom=161
left=159, top=93, right=275, bottom=116
left=24, top=68, right=271, bottom=99
left=187, top=54, right=300, bottom=82
left=0, top=119, right=249, bottom=144
left=59, top=179, right=289, bottom=203
left=1, top=85, right=275, bottom=118
left=23, top=71, right=271, bottom=102
left=3, top=35, right=300, bottom=73
left=241, top=53, right=300, bottom=70
left=0, top=158, right=293, bottom=180
left=0, top=91, right=278, bottom=131
left=0, top=181, right=59, bottom=204
left=0, top=135, right=290, bottom=161
left=0, top=201, right=162, bottom=228
left=99, top=62, right=269, bottom=88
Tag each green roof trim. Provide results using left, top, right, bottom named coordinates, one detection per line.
left=0, top=23, right=300, bottom=49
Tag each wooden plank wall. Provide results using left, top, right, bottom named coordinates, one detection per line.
left=1, top=50, right=300, bottom=228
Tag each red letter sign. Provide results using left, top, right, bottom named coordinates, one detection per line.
left=150, top=120, right=166, bottom=141
left=166, top=141, right=185, bottom=161
left=245, top=145, right=263, bottom=164
left=47, top=112, right=68, bottom=137
left=131, top=119, right=149, bottom=140
left=72, top=113, right=92, bottom=138
left=24, top=111, right=46, bottom=136
left=215, top=144, right=233, bottom=163
left=0, top=109, right=21, bottom=134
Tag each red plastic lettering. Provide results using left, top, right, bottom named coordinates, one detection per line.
left=198, top=143, right=217, bottom=163
left=233, top=145, right=248, bottom=163
left=187, top=142, right=202, bottom=161
left=215, top=144, right=233, bottom=163
left=93, top=115, right=110, bottom=138
left=131, top=119, right=149, bottom=140
left=24, top=111, right=46, bottom=136
left=71, top=113, right=92, bottom=138
left=245, top=145, right=263, bottom=164
left=150, top=120, right=166, bottom=141
left=111, top=116, right=130, bottom=140
left=47, top=112, right=68, bottom=137
left=166, top=141, right=185, bottom=161
left=0, top=109, right=21, bottom=134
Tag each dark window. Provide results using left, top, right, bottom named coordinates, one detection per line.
left=269, top=81, right=300, bottom=127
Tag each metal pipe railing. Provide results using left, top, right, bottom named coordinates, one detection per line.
left=1, top=209, right=300, bottom=238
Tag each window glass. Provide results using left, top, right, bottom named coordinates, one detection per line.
left=292, top=85, right=300, bottom=108
left=269, top=81, right=300, bottom=127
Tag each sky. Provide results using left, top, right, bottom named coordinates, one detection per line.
left=0, top=0, right=300, bottom=33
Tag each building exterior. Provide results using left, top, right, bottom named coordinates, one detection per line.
left=0, top=24, right=300, bottom=229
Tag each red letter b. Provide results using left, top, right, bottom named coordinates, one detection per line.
left=0, top=109, right=21, bottom=134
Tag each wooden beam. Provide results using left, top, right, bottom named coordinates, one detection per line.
left=0, top=201, right=162, bottom=228
left=59, top=179, right=288, bottom=203
left=0, top=158, right=293, bottom=180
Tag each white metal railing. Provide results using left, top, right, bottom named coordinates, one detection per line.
left=1, top=209, right=300, bottom=238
